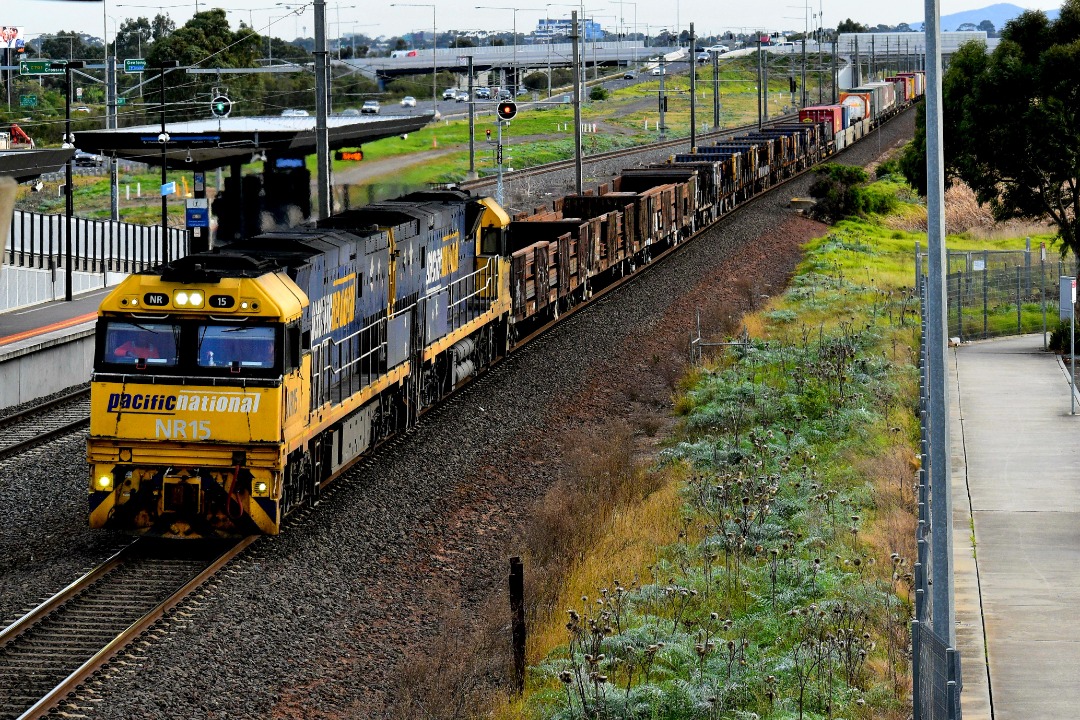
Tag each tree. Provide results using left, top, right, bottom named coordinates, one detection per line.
left=114, top=17, right=152, bottom=59
left=977, top=19, right=996, bottom=34
left=956, top=22, right=978, bottom=31
left=938, top=2, right=1080, bottom=255
left=836, top=19, right=867, bottom=33
left=807, top=164, right=870, bottom=223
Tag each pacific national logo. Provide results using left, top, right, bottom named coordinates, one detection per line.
left=107, top=390, right=261, bottom=414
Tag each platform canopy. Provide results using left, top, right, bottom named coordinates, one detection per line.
left=0, top=149, right=75, bottom=183
left=75, top=113, right=434, bottom=172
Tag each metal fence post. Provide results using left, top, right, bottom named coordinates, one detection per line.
left=1043, top=249, right=1048, bottom=349
left=1016, top=266, right=1022, bottom=333
left=956, top=271, right=963, bottom=341
left=982, top=252, right=988, bottom=338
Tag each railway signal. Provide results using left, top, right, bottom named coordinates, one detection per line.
left=211, top=95, right=232, bottom=118
left=496, top=100, right=517, bottom=121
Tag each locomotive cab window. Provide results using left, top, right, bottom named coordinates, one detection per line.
left=197, top=325, right=279, bottom=372
left=481, top=226, right=505, bottom=256
left=101, top=321, right=179, bottom=368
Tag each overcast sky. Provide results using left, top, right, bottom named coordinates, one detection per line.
left=4, top=0, right=1067, bottom=45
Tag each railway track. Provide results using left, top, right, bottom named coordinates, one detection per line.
left=0, top=388, right=91, bottom=462
left=0, top=538, right=253, bottom=720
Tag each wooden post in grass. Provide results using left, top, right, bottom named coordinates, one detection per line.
left=510, top=556, right=525, bottom=693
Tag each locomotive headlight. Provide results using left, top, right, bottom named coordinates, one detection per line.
left=188, top=291, right=204, bottom=307
left=175, top=291, right=190, bottom=306
left=253, top=480, right=269, bottom=495
left=95, top=474, right=114, bottom=491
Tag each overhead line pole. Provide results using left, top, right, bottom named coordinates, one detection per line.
left=314, top=0, right=331, bottom=219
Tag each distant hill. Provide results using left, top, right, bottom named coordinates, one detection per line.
left=909, top=3, right=1060, bottom=32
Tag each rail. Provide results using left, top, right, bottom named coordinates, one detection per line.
left=0, top=538, right=254, bottom=720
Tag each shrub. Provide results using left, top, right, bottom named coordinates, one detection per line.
left=589, top=85, right=609, bottom=101
left=1049, top=318, right=1078, bottom=354
left=807, top=164, right=869, bottom=223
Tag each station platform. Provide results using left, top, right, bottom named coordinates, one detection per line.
left=950, top=334, right=1080, bottom=719
left=0, top=289, right=107, bottom=409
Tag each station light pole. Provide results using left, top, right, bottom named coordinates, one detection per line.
left=392, top=3, right=438, bottom=113
left=475, top=6, right=545, bottom=93
left=156, top=61, right=180, bottom=265
left=63, top=60, right=85, bottom=302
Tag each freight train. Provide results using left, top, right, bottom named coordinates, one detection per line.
left=87, top=73, right=924, bottom=538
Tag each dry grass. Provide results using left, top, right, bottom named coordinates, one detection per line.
left=385, top=597, right=511, bottom=720
left=521, top=422, right=671, bottom=634
left=524, top=464, right=688, bottom=663
left=884, top=181, right=1056, bottom=239
left=853, top=444, right=919, bottom=582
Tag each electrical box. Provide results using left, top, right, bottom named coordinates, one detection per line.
left=1060, top=276, right=1076, bottom=321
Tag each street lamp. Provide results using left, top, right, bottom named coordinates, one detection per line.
left=391, top=3, right=438, bottom=112
left=474, top=6, right=545, bottom=94
left=156, top=61, right=180, bottom=265
left=608, top=0, right=636, bottom=62
left=62, top=60, right=85, bottom=302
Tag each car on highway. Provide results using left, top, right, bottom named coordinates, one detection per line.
left=455, top=90, right=469, bottom=102
left=475, top=87, right=491, bottom=99
left=695, top=50, right=711, bottom=63
left=281, top=108, right=310, bottom=117
left=496, top=89, right=512, bottom=101
left=340, top=108, right=361, bottom=116
left=650, top=66, right=665, bottom=75
left=442, top=88, right=458, bottom=100
left=361, top=100, right=380, bottom=114
left=400, top=95, right=417, bottom=107
left=706, top=44, right=730, bottom=54
left=73, top=150, right=100, bottom=167
left=76, top=106, right=91, bottom=113
left=623, top=71, right=636, bottom=79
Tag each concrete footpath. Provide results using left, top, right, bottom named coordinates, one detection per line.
left=950, top=334, right=1080, bottom=719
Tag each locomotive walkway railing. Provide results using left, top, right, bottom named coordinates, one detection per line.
left=914, top=249, right=962, bottom=720
left=310, top=262, right=499, bottom=411
left=4, top=209, right=188, bottom=274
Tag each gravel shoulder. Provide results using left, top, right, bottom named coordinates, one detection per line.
left=0, top=109, right=915, bottom=718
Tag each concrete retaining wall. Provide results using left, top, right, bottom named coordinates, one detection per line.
left=0, top=327, right=95, bottom=409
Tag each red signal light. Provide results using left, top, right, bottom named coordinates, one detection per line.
left=496, top=100, right=517, bottom=121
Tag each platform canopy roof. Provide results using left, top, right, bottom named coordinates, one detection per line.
left=75, top=113, right=434, bottom=171
left=0, top=149, right=75, bottom=183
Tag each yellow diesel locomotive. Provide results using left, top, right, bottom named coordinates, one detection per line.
left=88, top=190, right=511, bottom=537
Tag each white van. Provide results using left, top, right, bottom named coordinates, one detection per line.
left=774, top=41, right=796, bottom=52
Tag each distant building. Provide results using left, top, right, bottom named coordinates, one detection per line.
left=534, top=18, right=604, bottom=42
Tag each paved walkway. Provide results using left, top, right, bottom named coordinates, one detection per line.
left=950, top=334, right=1080, bottom=719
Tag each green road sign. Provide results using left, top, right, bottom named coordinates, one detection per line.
left=19, top=95, right=38, bottom=108
left=20, top=60, right=63, bottom=76
left=116, top=97, right=127, bottom=106
left=124, top=58, right=147, bottom=73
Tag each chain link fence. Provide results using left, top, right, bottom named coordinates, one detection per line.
left=914, top=261, right=962, bottom=720
left=925, top=243, right=1075, bottom=345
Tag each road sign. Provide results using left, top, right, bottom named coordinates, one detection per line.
left=125, top=58, right=147, bottom=74
left=19, top=95, right=37, bottom=108
left=20, top=60, right=63, bottom=76
left=116, top=97, right=127, bottom=106
left=185, top=198, right=209, bottom=228
left=161, top=181, right=176, bottom=197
